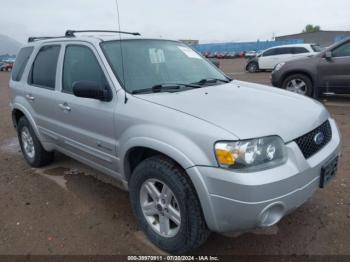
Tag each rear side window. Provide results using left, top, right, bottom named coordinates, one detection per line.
left=12, top=47, right=34, bottom=81
left=275, top=48, right=292, bottom=55
left=292, top=47, right=309, bottom=54
left=29, top=45, right=60, bottom=89
left=62, top=45, right=107, bottom=94
left=263, top=49, right=277, bottom=57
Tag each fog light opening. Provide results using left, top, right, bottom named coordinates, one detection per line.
left=259, top=203, right=285, bottom=227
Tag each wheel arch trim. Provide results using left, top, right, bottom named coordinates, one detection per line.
left=11, top=103, right=43, bottom=141
left=281, top=70, right=315, bottom=87
left=122, top=137, right=195, bottom=181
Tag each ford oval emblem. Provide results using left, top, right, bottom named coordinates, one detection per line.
left=314, top=132, right=325, bottom=145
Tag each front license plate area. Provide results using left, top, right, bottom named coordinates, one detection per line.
left=320, top=156, right=338, bottom=188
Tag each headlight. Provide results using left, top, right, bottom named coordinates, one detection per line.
left=274, top=62, right=285, bottom=72
left=215, top=136, right=287, bottom=171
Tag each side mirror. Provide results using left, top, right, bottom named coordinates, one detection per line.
left=324, top=51, right=333, bottom=60
left=72, top=80, right=111, bottom=101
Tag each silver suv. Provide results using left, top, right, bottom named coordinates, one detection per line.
left=10, top=30, right=341, bottom=254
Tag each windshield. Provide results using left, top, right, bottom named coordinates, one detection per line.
left=101, top=40, right=228, bottom=93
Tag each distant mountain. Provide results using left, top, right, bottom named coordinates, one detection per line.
left=0, top=34, right=22, bottom=56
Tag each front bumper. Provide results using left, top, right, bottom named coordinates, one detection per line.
left=187, top=118, right=341, bottom=234
left=271, top=70, right=282, bottom=87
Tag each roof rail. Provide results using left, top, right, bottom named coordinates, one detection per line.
left=28, top=36, right=66, bottom=43
left=65, top=30, right=141, bottom=37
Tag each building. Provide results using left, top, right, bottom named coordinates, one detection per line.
left=193, top=39, right=302, bottom=54
left=179, top=39, right=199, bottom=46
left=275, top=30, right=350, bottom=47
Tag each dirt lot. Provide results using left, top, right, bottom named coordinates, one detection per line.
left=0, top=59, right=349, bottom=256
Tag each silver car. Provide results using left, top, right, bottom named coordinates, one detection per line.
left=9, top=31, right=341, bottom=254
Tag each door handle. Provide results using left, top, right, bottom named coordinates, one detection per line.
left=25, top=94, right=35, bottom=101
left=58, top=103, right=71, bottom=112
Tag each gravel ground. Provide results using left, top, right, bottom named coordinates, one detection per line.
left=0, top=59, right=349, bottom=255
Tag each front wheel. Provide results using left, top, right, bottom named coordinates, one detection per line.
left=246, top=62, right=259, bottom=73
left=129, top=156, right=210, bottom=254
left=282, top=74, right=313, bottom=97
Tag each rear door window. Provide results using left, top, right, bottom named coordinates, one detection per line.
left=29, top=45, right=61, bottom=89
left=292, top=47, right=309, bottom=54
left=12, top=47, right=34, bottom=81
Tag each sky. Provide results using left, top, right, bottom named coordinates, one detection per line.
left=1, top=0, right=350, bottom=44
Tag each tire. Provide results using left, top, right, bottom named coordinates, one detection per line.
left=246, top=62, right=259, bottom=73
left=282, top=74, right=313, bottom=97
left=17, top=117, right=54, bottom=167
left=129, top=156, right=210, bottom=254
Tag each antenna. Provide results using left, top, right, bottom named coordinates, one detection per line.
left=115, top=0, right=128, bottom=104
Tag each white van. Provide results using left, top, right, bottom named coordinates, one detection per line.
left=246, top=44, right=321, bottom=72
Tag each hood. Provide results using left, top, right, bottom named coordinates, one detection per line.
left=247, top=56, right=258, bottom=62
left=135, top=81, right=329, bottom=142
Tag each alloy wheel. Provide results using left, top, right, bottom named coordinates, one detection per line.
left=140, top=178, right=181, bottom=238
left=248, top=63, right=257, bottom=73
left=286, top=79, right=308, bottom=95
left=21, top=127, right=35, bottom=159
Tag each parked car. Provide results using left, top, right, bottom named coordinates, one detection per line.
left=207, top=52, right=216, bottom=58
left=212, top=51, right=220, bottom=58
left=215, top=52, right=226, bottom=59
left=202, top=52, right=210, bottom=58
left=225, top=51, right=237, bottom=58
left=271, top=38, right=350, bottom=97
left=7, top=63, right=13, bottom=71
left=0, top=62, right=7, bottom=71
left=246, top=44, right=321, bottom=73
left=208, top=57, right=220, bottom=68
left=245, top=50, right=257, bottom=58
left=10, top=31, right=341, bottom=254
left=0, top=62, right=13, bottom=72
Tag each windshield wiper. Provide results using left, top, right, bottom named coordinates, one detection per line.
left=131, top=83, right=200, bottom=94
left=191, top=78, right=231, bottom=86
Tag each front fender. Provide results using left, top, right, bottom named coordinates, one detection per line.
left=119, top=124, right=215, bottom=178
left=119, top=125, right=222, bottom=232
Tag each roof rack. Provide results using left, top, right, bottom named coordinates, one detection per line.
left=65, top=30, right=141, bottom=37
left=27, top=30, right=141, bottom=43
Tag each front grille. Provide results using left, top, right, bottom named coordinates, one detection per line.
left=294, top=120, right=332, bottom=159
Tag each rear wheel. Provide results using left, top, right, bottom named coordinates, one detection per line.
left=246, top=62, right=259, bottom=73
left=17, top=117, right=54, bottom=167
left=129, top=156, right=210, bottom=254
left=282, top=74, right=313, bottom=97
